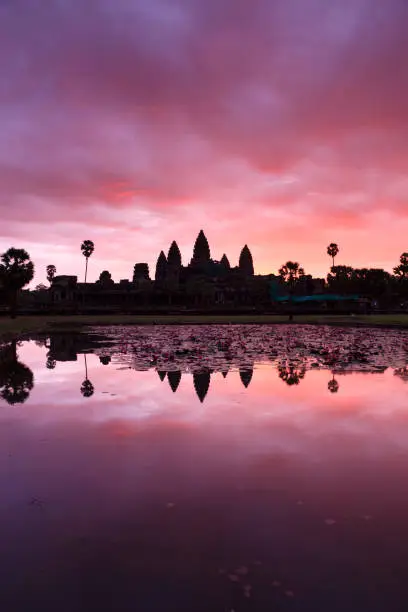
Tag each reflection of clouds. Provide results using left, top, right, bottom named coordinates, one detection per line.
left=2, top=339, right=408, bottom=453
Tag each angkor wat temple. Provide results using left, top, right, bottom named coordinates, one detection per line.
left=47, top=230, right=276, bottom=312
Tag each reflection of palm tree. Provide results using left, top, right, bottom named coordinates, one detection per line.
left=239, top=367, right=253, bottom=388
left=394, top=367, right=408, bottom=382
left=157, top=370, right=167, bottom=382
left=99, top=355, right=111, bottom=365
left=193, top=370, right=211, bottom=403
left=80, top=353, right=94, bottom=398
left=167, top=370, right=181, bottom=392
left=80, top=380, right=94, bottom=397
left=278, top=362, right=306, bottom=386
left=328, top=375, right=339, bottom=393
left=46, top=354, right=56, bottom=369
left=0, top=341, right=34, bottom=405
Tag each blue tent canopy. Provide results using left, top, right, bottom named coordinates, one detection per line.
left=270, top=282, right=360, bottom=303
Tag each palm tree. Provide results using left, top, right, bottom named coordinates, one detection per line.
left=46, top=264, right=56, bottom=285
left=327, top=243, right=339, bottom=269
left=0, top=247, right=34, bottom=318
left=278, top=261, right=305, bottom=288
left=81, top=240, right=95, bottom=283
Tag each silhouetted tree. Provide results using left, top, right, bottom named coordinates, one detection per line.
left=239, top=245, right=254, bottom=276
left=99, top=355, right=111, bottom=365
left=327, top=266, right=391, bottom=298
left=0, top=341, right=34, bottom=405
left=352, top=268, right=391, bottom=298
left=193, top=370, right=211, bottom=402
left=0, top=248, right=34, bottom=318
left=393, top=253, right=408, bottom=279
left=221, top=369, right=229, bottom=378
left=327, top=243, right=339, bottom=269
left=81, top=240, right=94, bottom=283
left=46, top=264, right=56, bottom=284
left=167, top=370, right=181, bottom=392
left=326, top=265, right=354, bottom=293
left=157, top=370, right=167, bottom=381
left=239, top=366, right=253, bottom=388
left=35, top=283, right=47, bottom=291
left=279, top=261, right=305, bottom=288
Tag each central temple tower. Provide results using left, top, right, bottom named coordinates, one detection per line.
left=190, top=230, right=211, bottom=266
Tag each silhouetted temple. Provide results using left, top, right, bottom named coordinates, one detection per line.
left=17, top=229, right=351, bottom=314
left=45, top=230, right=268, bottom=312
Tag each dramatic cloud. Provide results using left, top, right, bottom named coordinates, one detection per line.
left=1, top=0, right=407, bottom=281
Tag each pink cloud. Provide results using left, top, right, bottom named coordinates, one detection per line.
left=0, top=0, right=408, bottom=282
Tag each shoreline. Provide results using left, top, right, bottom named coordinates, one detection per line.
left=1, top=313, right=408, bottom=341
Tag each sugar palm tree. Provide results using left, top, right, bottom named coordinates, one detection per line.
left=81, top=240, right=94, bottom=283
left=327, top=243, right=339, bottom=269
left=278, top=261, right=305, bottom=288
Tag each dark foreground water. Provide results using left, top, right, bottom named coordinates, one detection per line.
left=1, top=324, right=408, bottom=611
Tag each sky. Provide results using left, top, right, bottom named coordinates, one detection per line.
left=1, top=0, right=408, bottom=284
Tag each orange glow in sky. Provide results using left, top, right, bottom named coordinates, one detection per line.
left=1, top=1, right=408, bottom=283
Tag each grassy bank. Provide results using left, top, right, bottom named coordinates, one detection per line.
left=1, top=313, right=408, bottom=341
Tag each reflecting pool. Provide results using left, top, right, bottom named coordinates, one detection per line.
left=1, top=325, right=408, bottom=611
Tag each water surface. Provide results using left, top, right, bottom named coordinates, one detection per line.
left=1, top=325, right=408, bottom=611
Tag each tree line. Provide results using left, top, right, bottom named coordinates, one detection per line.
left=1, top=240, right=408, bottom=317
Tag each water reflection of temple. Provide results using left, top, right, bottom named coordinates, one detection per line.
left=193, top=370, right=211, bottom=403
left=23, top=333, right=408, bottom=404
left=157, top=366, right=254, bottom=402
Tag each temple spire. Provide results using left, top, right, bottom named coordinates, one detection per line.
left=155, top=250, right=167, bottom=281
left=192, top=230, right=210, bottom=264
left=220, top=254, right=230, bottom=269
left=167, top=241, right=182, bottom=268
left=239, top=244, right=254, bottom=276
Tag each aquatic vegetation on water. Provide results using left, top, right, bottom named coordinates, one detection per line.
left=85, top=324, right=408, bottom=376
